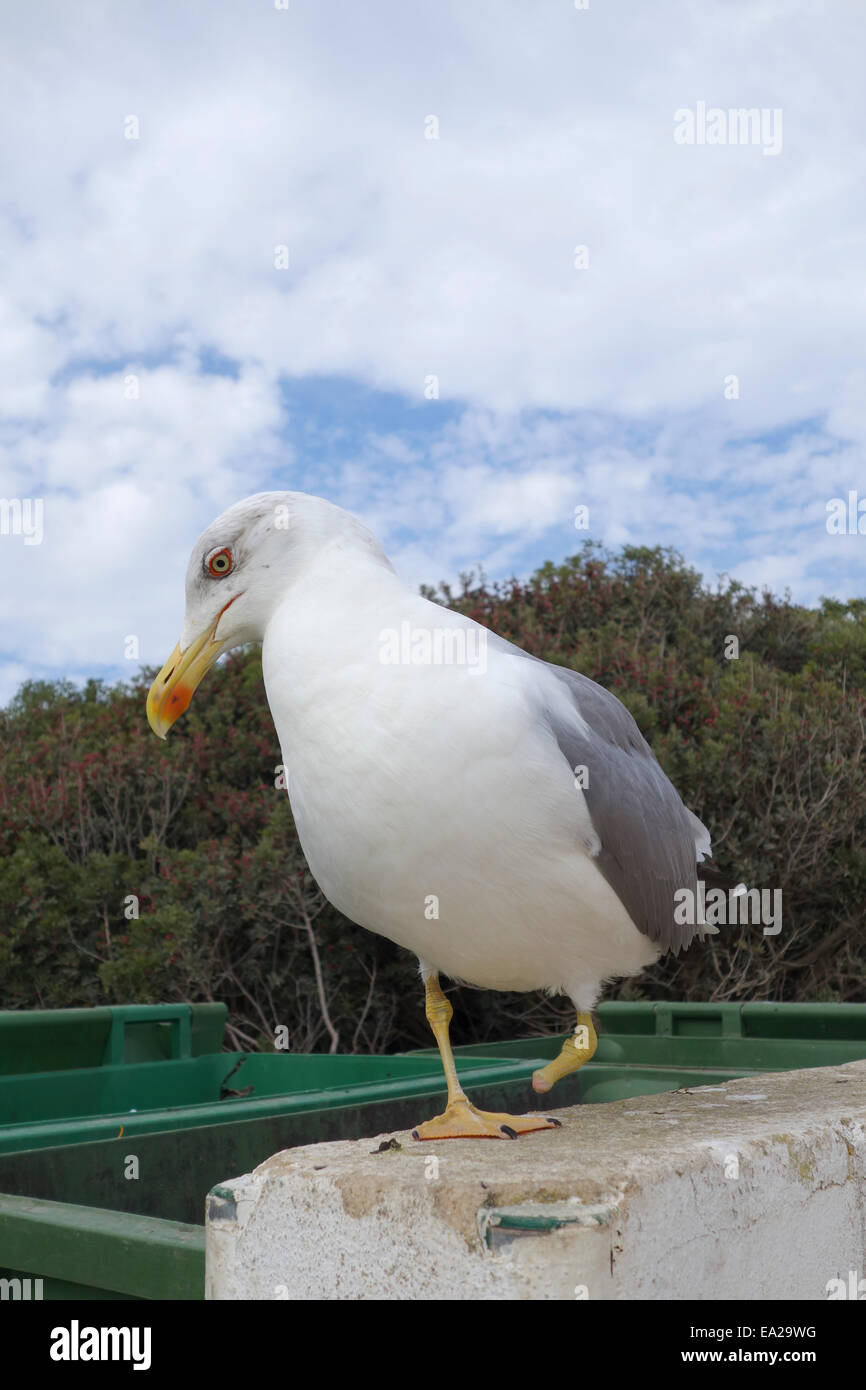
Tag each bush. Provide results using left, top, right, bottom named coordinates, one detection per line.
left=1, top=543, right=864, bottom=1047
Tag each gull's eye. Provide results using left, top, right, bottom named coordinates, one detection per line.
left=207, top=547, right=233, bottom=578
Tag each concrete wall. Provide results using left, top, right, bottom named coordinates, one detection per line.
left=205, top=1059, right=866, bottom=1300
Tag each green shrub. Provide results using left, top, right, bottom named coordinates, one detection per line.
left=1, top=543, right=864, bottom=1046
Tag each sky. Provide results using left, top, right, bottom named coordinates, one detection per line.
left=0, top=0, right=864, bottom=706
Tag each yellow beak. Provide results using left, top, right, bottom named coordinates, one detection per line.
left=146, top=621, right=227, bottom=739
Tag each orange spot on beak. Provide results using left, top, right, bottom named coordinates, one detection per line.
left=165, top=684, right=193, bottom=719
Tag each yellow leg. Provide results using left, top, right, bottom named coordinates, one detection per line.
left=411, top=975, right=561, bottom=1140
left=531, top=1012, right=598, bottom=1094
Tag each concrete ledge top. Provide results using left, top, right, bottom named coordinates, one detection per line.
left=217, top=1060, right=866, bottom=1228
left=206, top=1059, right=866, bottom=1299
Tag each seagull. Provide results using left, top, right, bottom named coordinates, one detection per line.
left=147, top=491, right=712, bottom=1140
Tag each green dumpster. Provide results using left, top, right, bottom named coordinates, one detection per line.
left=440, top=1000, right=866, bottom=1102
left=2, top=999, right=866, bottom=1300
left=0, top=1003, right=226, bottom=1075
left=0, top=1002, right=557, bottom=1299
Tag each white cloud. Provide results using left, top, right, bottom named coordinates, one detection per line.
left=0, top=363, right=288, bottom=678
left=0, top=0, right=864, bottom=699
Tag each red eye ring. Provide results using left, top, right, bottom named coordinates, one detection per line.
left=207, top=547, right=233, bottom=578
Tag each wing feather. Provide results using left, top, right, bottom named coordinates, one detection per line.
left=489, top=633, right=711, bottom=954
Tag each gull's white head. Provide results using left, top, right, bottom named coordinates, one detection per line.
left=146, top=490, right=389, bottom=738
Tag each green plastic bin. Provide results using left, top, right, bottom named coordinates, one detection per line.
left=0, top=1003, right=227, bottom=1074
left=440, top=1000, right=866, bottom=1102
left=0, top=1003, right=556, bottom=1299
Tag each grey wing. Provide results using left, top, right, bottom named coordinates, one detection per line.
left=489, top=633, right=711, bottom=954
left=545, top=665, right=710, bottom=953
